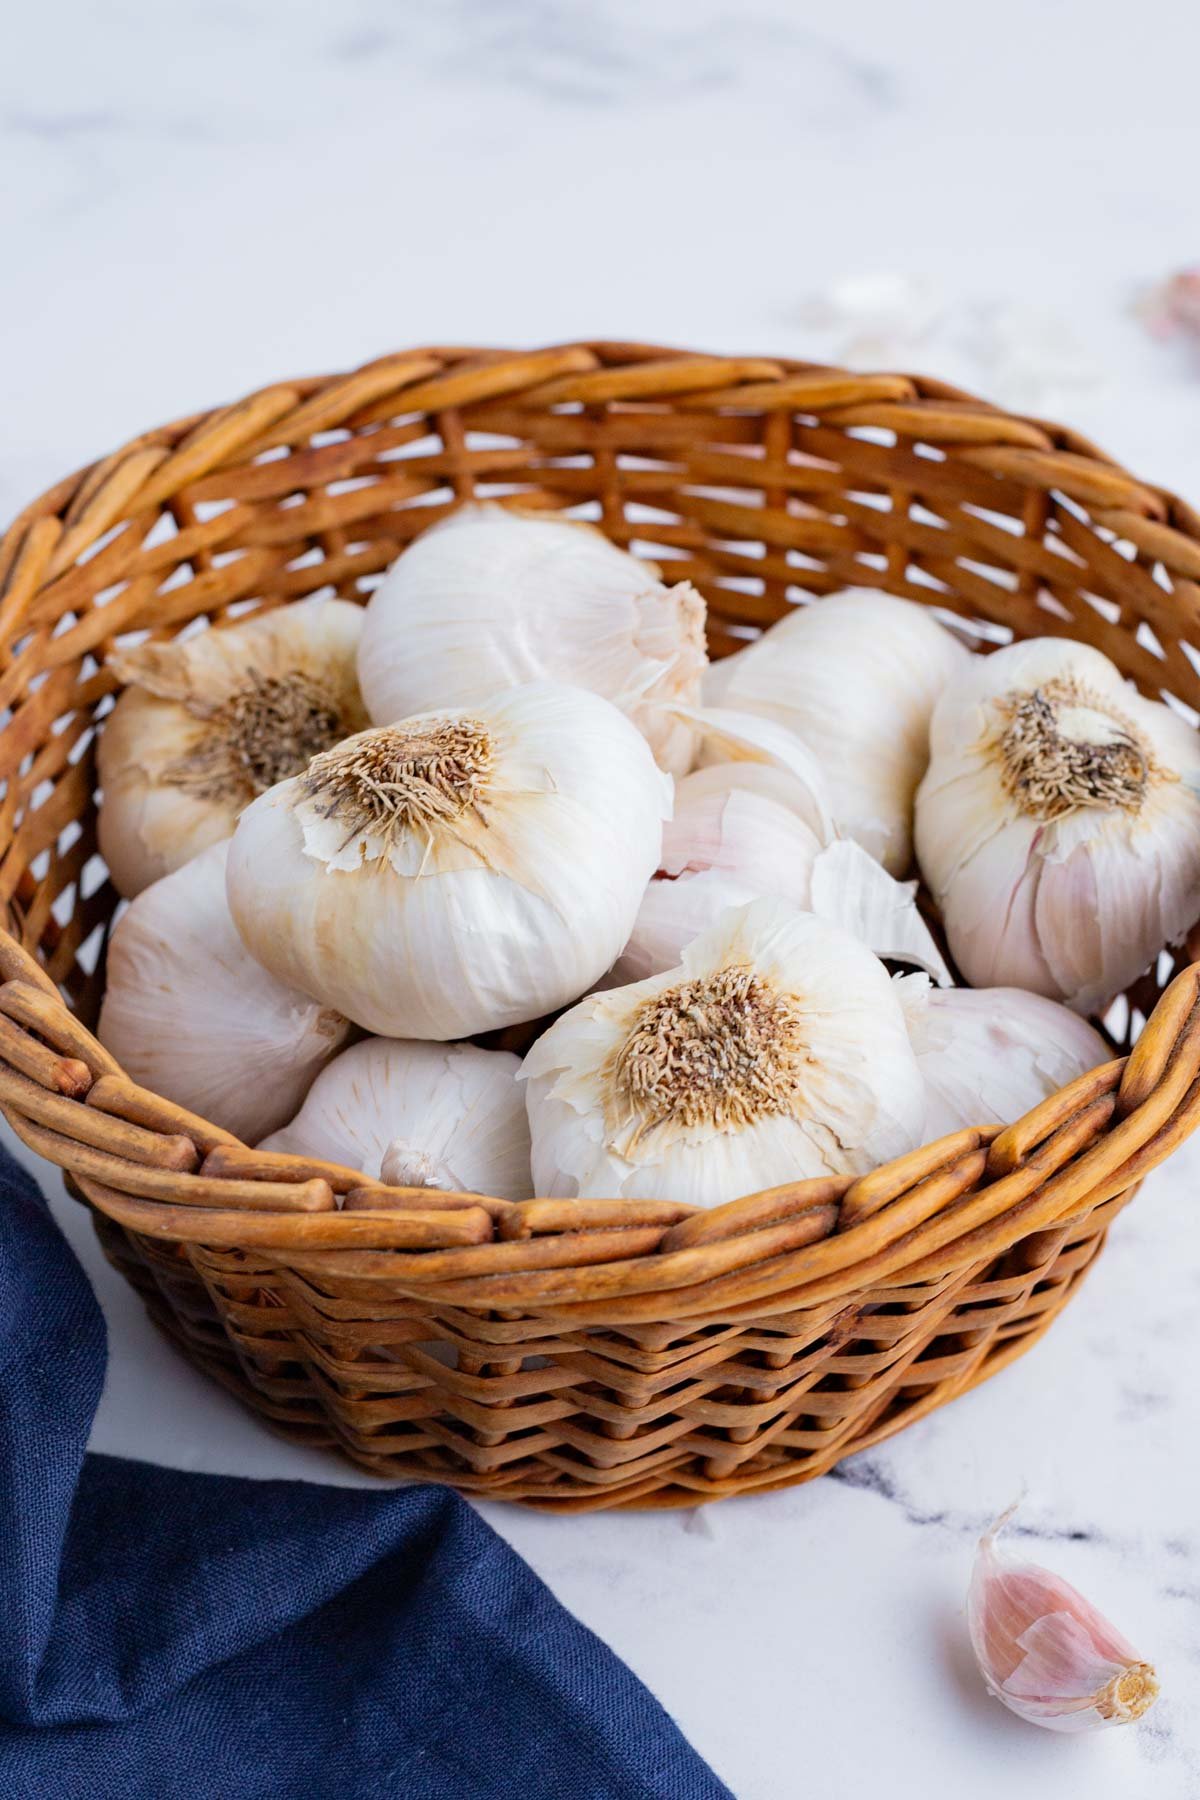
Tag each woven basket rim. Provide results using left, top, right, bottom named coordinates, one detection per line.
left=2, top=340, right=1200, bottom=1330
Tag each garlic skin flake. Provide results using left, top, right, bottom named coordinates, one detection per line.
left=704, top=591, right=968, bottom=873
left=522, top=897, right=926, bottom=1207
left=98, top=841, right=350, bottom=1143
left=227, top=682, right=672, bottom=1040
left=915, top=637, right=1200, bottom=1013
left=612, top=768, right=951, bottom=985
left=895, top=975, right=1108, bottom=1138
left=98, top=599, right=368, bottom=897
left=969, top=1509, right=1159, bottom=1732
left=260, top=1037, right=531, bottom=1200
left=358, top=503, right=708, bottom=774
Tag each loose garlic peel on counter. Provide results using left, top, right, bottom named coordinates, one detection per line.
left=98, top=842, right=351, bottom=1143
left=704, top=590, right=969, bottom=874
left=98, top=598, right=368, bottom=896
left=969, top=1508, right=1159, bottom=1732
left=916, top=637, right=1200, bottom=1013
left=357, top=502, right=708, bottom=775
left=260, top=1037, right=531, bottom=1200
left=522, top=897, right=926, bottom=1207
left=226, top=682, right=672, bottom=1040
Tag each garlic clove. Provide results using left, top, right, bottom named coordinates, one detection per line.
left=98, top=598, right=368, bottom=896
left=968, top=1509, right=1159, bottom=1732
left=522, top=897, right=927, bottom=1206
left=678, top=705, right=836, bottom=843
left=260, top=1037, right=531, bottom=1201
left=894, top=975, right=1108, bottom=1137
left=357, top=502, right=707, bottom=774
left=98, top=841, right=351, bottom=1143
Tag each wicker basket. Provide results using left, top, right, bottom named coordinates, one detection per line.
left=3, top=341, right=1200, bottom=1512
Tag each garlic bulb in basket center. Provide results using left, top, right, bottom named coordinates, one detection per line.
left=226, top=682, right=672, bottom=1040
left=915, top=638, right=1200, bottom=1013
left=357, top=502, right=708, bottom=774
left=522, top=897, right=926, bottom=1207
left=98, top=598, right=367, bottom=896
left=703, top=589, right=968, bottom=873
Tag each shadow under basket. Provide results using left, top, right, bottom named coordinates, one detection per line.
left=3, top=341, right=1200, bottom=1511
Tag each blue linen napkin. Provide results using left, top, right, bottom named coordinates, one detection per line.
left=0, top=1144, right=730, bottom=1799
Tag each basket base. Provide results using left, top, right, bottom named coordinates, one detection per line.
left=87, top=1193, right=1125, bottom=1511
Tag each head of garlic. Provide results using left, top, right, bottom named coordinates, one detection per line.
left=97, top=841, right=351, bottom=1142
left=915, top=637, right=1200, bottom=1013
left=703, top=590, right=969, bottom=873
left=521, top=897, right=926, bottom=1206
left=895, top=975, right=1108, bottom=1139
left=357, top=502, right=707, bottom=774
left=611, top=763, right=951, bottom=986
left=260, top=1037, right=531, bottom=1200
left=226, top=682, right=672, bottom=1040
left=98, top=598, right=368, bottom=896
left=968, top=1506, right=1159, bottom=1732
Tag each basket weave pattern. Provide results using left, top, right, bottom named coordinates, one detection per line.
left=3, top=341, right=1200, bottom=1510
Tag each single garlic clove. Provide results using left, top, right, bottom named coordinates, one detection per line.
left=968, top=1510, right=1159, bottom=1733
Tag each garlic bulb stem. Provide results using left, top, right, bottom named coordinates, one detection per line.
left=379, top=1138, right=461, bottom=1191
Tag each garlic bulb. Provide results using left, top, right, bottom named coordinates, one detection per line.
left=611, top=767, right=951, bottom=985
left=98, top=841, right=350, bottom=1142
left=703, top=591, right=968, bottom=872
left=521, top=897, right=926, bottom=1206
left=98, top=599, right=368, bottom=896
left=227, top=682, right=672, bottom=1039
left=915, top=637, right=1200, bottom=1013
left=895, top=975, right=1108, bottom=1138
left=358, top=502, right=707, bottom=774
left=968, top=1507, right=1159, bottom=1732
left=260, top=1037, right=531, bottom=1200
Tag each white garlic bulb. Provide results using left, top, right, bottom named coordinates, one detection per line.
left=227, top=682, right=672, bottom=1040
left=611, top=767, right=951, bottom=985
left=260, top=1037, right=531, bottom=1200
left=98, top=599, right=368, bottom=896
left=522, top=897, right=926, bottom=1206
left=357, top=503, right=707, bottom=773
left=968, top=1507, right=1159, bottom=1732
left=98, top=841, right=350, bottom=1142
left=915, top=637, right=1200, bottom=1013
left=703, top=591, right=968, bottom=872
left=895, top=975, right=1108, bottom=1138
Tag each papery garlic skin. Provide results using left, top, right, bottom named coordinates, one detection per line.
left=610, top=768, right=951, bottom=985
left=968, top=1510, right=1159, bottom=1732
left=260, top=1037, right=531, bottom=1200
left=358, top=503, right=707, bottom=774
left=227, top=682, right=672, bottom=1039
left=522, top=897, right=926, bottom=1207
left=98, top=842, right=350, bottom=1142
left=98, top=599, right=368, bottom=896
left=915, top=637, right=1200, bottom=1013
left=703, top=592, right=968, bottom=873
left=895, top=976, right=1108, bottom=1138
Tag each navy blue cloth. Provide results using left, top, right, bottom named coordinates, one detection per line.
left=0, top=1146, right=729, bottom=1799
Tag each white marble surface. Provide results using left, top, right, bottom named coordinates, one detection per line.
left=4, top=1, right=1200, bottom=1793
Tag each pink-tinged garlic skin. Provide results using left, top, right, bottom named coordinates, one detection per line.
left=968, top=1516, right=1159, bottom=1733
